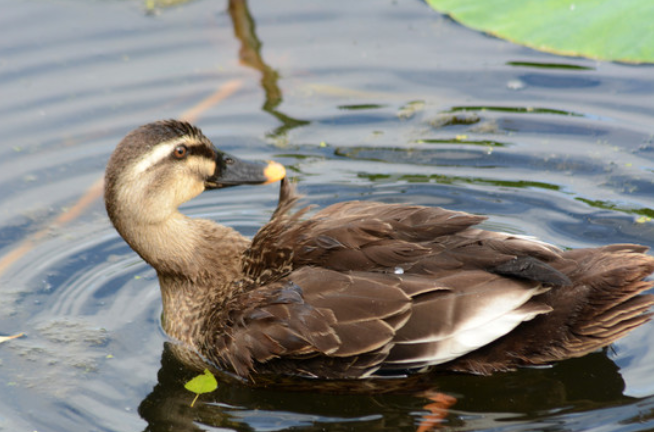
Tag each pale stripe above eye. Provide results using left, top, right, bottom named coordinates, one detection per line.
left=131, top=137, right=190, bottom=175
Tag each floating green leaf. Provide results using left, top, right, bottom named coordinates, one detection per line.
left=426, top=0, right=654, bottom=63
left=184, top=369, right=218, bottom=407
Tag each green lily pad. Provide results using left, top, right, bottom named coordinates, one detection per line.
left=426, top=0, right=654, bottom=63
left=184, top=369, right=218, bottom=407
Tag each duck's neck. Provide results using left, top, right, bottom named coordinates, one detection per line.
left=115, top=212, right=250, bottom=347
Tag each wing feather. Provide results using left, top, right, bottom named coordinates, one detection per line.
left=205, top=181, right=654, bottom=378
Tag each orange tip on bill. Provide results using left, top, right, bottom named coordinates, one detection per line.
left=263, top=161, right=286, bottom=184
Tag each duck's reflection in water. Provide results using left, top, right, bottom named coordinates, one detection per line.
left=137, top=342, right=632, bottom=432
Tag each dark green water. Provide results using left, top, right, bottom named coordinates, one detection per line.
left=1, top=1, right=654, bottom=431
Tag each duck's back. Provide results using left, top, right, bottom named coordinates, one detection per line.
left=200, top=180, right=654, bottom=379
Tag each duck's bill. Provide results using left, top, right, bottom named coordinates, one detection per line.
left=205, top=153, right=286, bottom=189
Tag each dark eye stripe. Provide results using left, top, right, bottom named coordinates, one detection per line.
left=186, top=144, right=216, bottom=160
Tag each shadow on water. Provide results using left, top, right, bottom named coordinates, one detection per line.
left=137, top=344, right=634, bottom=432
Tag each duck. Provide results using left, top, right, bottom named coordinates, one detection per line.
left=104, top=119, right=654, bottom=380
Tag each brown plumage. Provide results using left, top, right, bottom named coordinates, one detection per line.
left=104, top=120, right=654, bottom=381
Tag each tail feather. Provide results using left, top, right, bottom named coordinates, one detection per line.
left=444, top=247, right=654, bottom=374
left=545, top=267, right=654, bottom=361
left=577, top=293, right=654, bottom=335
left=575, top=292, right=654, bottom=336
left=567, top=312, right=653, bottom=356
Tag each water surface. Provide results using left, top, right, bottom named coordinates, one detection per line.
left=1, top=1, right=654, bottom=431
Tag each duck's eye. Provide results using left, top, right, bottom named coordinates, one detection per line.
left=173, top=145, right=188, bottom=159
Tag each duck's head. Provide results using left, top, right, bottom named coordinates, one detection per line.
left=104, top=120, right=286, bottom=227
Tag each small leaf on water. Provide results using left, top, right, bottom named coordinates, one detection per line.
left=635, top=216, right=652, bottom=224
left=184, top=369, right=218, bottom=407
left=0, top=333, right=24, bottom=344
